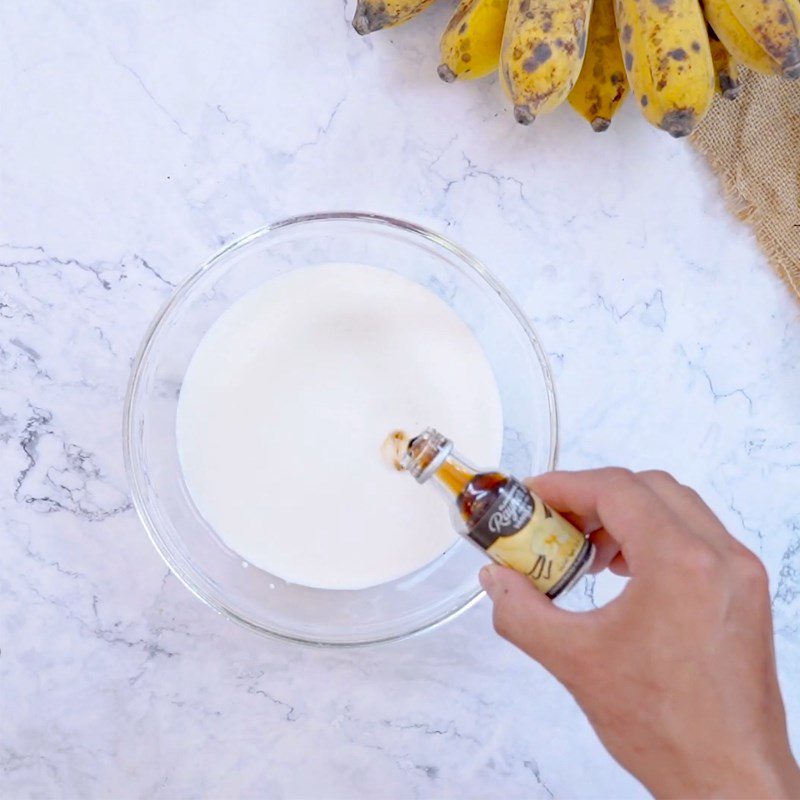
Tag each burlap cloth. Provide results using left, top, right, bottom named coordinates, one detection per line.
left=690, top=70, right=800, bottom=300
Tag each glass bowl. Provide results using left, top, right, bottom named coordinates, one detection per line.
left=123, top=212, right=557, bottom=647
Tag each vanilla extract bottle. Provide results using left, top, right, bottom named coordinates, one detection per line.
left=399, top=428, right=595, bottom=599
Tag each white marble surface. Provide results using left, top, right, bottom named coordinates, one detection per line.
left=1, top=2, right=799, bottom=798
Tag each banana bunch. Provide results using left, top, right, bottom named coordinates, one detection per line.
left=352, top=0, right=800, bottom=136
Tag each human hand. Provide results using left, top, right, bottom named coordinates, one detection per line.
left=479, top=468, right=800, bottom=799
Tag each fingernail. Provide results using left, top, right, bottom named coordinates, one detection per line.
left=479, top=565, right=496, bottom=598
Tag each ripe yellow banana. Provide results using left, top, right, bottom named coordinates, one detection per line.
left=568, top=0, right=629, bottom=130
left=352, top=0, right=438, bottom=34
left=500, top=0, right=593, bottom=123
left=615, top=0, right=715, bottom=137
left=702, top=0, right=782, bottom=73
left=438, top=0, right=510, bottom=81
left=709, top=33, right=744, bottom=97
left=726, top=0, right=800, bottom=76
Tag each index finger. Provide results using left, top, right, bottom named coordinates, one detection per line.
left=528, top=468, right=692, bottom=574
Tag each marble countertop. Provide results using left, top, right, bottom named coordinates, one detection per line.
left=2, top=2, right=799, bottom=798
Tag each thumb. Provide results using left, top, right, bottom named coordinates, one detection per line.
left=480, top=563, right=591, bottom=676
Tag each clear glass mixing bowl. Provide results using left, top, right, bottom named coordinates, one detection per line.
left=123, top=212, right=557, bottom=646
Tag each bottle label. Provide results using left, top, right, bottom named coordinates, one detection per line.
left=469, top=478, right=589, bottom=596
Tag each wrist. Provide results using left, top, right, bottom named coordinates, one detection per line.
left=664, top=753, right=800, bottom=799
left=767, top=756, right=800, bottom=800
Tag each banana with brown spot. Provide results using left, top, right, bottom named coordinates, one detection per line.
left=500, top=0, right=594, bottom=123
left=616, top=0, right=715, bottom=137
left=352, top=0, right=439, bottom=34
left=709, top=32, right=744, bottom=97
left=725, top=0, right=800, bottom=76
left=702, top=0, right=781, bottom=73
left=439, top=0, right=510, bottom=81
left=568, top=0, right=629, bottom=130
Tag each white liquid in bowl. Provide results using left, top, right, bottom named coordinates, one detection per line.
left=176, top=263, right=503, bottom=590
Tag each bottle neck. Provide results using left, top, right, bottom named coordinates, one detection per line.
left=429, top=453, right=475, bottom=499
left=402, top=428, right=477, bottom=495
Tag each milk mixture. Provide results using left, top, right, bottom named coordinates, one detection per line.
left=176, top=263, right=504, bottom=590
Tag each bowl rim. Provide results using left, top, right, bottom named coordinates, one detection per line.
left=123, top=211, right=559, bottom=648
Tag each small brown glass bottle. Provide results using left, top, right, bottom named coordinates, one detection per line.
left=400, top=428, right=594, bottom=599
